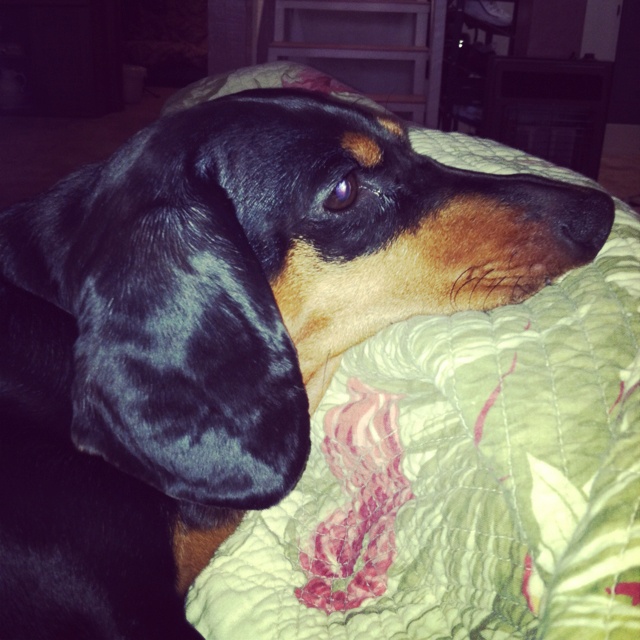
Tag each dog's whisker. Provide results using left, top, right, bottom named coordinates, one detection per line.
left=471, top=268, right=494, bottom=299
left=483, top=276, right=508, bottom=307
left=451, top=266, right=477, bottom=307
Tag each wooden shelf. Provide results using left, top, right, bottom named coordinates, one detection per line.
left=270, top=41, right=429, bottom=54
left=267, top=0, right=446, bottom=126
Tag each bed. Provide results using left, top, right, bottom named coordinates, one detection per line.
left=166, top=62, right=640, bottom=639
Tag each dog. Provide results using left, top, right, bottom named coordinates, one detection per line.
left=0, top=89, right=614, bottom=638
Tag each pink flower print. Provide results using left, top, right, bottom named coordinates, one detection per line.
left=295, top=378, right=414, bottom=613
left=606, top=582, right=640, bottom=606
left=609, top=380, right=640, bottom=415
left=521, top=553, right=544, bottom=615
left=281, top=68, right=356, bottom=95
left=474, top=353, right=518, bottom=445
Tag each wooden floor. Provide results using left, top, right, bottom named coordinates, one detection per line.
left=1, top=87, right=638, bottom=214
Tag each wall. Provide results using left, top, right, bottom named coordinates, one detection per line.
left=608, top=0, right=640, bottom=125
left=581, top=0, right=623, bottom=61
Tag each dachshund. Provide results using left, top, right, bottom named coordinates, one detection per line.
left=0, top=88, right=614, bottom=638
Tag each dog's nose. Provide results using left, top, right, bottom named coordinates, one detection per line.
left=544, top=183, right=615, bottom=262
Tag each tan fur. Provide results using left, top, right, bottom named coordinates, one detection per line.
left=377, top=116, right=405, bottom=138
left=341, top=132, right=383, bottom=168
left=272, top=194, right=574, bottom=410
left=173, top=511, right=244, bottom=596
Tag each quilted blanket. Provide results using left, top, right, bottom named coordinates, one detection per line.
left=174, top=64, right=640, bottom=639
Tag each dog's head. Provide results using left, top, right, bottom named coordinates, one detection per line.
left=3, top=89, right=613, bottom=515
left=188, top=90, right=614, bottom=399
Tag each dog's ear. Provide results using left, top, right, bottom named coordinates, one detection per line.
left=68, top=133, right=310, bottom=511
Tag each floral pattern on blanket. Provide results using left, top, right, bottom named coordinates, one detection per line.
left=296, top=379, right=413, bottom=612
left=163, top=61, right=387, bottom=117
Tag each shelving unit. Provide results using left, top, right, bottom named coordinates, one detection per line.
left=440, top=0, right=612, bottom=179
left=461, top=0, right=518, bottom=54
left=439, top=0, right=518, bottom=131
left=267, top=0, right=446, bottom=126
left=483, top=56, right=612, bottom=179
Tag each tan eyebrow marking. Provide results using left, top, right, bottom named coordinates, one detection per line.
left=377, top=117, right=405, bottom=138
left=341, top=131, right=383, bottom=168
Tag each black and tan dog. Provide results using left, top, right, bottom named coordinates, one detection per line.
left=0, top=89, right=613, bottom=638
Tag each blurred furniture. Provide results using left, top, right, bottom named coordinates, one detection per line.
left=440, top=0, right=614, bottom=178
left=440, top=0, right=518, bottom=131
left=0, top=0, right=122, bottom=116
left=483, top=56, right=612, bottom=179
left=123, top=0, right=208, bottom=87
left=208, top=0, right=254, bottom=76
left=266, top=0, right=446, bottom=126
left=514, top=0, right=587, bottom=59
left=462, top=0, right=518, bottom=54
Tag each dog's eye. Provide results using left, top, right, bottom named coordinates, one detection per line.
left=324, top=172, right=358, bottom=211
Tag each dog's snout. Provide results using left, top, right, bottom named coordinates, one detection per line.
left=549, top=186, right=615, bottom=262
left=488, top=175, right=615, bottom=264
